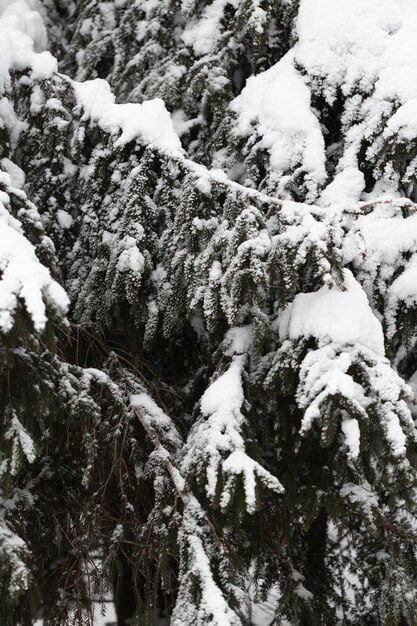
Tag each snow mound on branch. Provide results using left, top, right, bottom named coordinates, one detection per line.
left=74, top=79, right=183, bottom=153
left=295, top=0, right=411, bottom=99
left=231, top=0, right=417, bottom=201
left=0, top=0, right=57, bottom=93
left=181, top=0, right=239, bottom=56
left=343, top=204, right=417, bottom=337
left=231, top=53, right=326, bottom=196
left=200, top=357, right=244, bottom=416
left=279, top=270, right=384, bottom=356
left=183, top=356, right=283, bottom=513
left=343, top=206, right=417, bottom=267
left=0, top=179, right=68, bottom=333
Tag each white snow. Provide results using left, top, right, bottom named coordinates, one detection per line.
left=56, top=209, right=73, bottom=229
left=116, top=236, right=145, bottom=277
left=279, top=269, right=385, bottom=356
left=223, top=326, right=252, bottom=356
left=339, top=481, right=379, bottom=517
left=131, top=393, right=182, bottom=448
left=231, top=53, right=326, bottom=199
left=200, top=357, right=244, bottom=417
left=183, top=356, right=283, bottom=513
left=343, top=206, right=417, bottom=268
left=182, top=0, right=238, bottom=56
left=0, top=183, right=69, bottom=333
left=298, top=0, right=417, bottom=105
left=0, top=514, right=30, bottom=598
left=186, top=533, right=241, bottom=626
left=6, top=413, right=36, bottom=473
left=319, top=168, right=365, bottom=209
left=0, top=158, right=25, bottom=189
left=341, top=418, right=361, bottom=461
left=296, top=342, right=414, bottom=458
left=230, top=0, right=417, bottom=202
left=0, top=0, right=57, bottom=94
left=297, top=345, right=370, bottom=439
left=74, top=79, right=183, bottom=153
left=343, top=205, right=417, bottom=337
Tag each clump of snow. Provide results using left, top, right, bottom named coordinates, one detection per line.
left=231, top=53, right=326, bottom=199
left=200, top=357, right=244, bottom=416
left=0, top=0, right=57, bottom=95
left=56, top=209, right=73, bottom=229
left=341, top=418, right=361, bottom=461
left=319, top=168, right=365, bottom=208
left=230, top=0, right=417, bottom=202
left=74, top=79, right=183, bottom=153
left=296, top=342, right=414, bottom=459
left=343, top=205, right=417, bottom=337
left=182, top=0, right=238, bottom=56
left=1, top=158, right=25, bottom=189
left=343, top=207, right=417, bottom=270
left=116, top=236, right=145, bottom=277
left=208, top=260, right=222, bottom=282
left=279, top=269, right=384, bottom=356
left=183, top=356, right=283, bottom=513
left=223, top=326, right=252, bottom=356
left=0, top=185, right=69, bottom=333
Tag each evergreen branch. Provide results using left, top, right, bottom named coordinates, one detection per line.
left=131, top=405, right=220, bottom=544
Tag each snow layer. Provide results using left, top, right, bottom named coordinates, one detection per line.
left=296, top=343, right=413, bottom=459
left=279, top=269, right=384, bottom=356
left=343, top=204, right=417, bottom=337
left=231, top=0, right=417, bottom=202
left=183, top=356, right=283, bottom=513
left=0, top=179, right=68, bottom=333
left=0, top=0, right=57, bottom=94
left=182, top=0, right=239, bottom=55
left=231, top=53, right=326, bottom=197
left=74, top=79, right=183, bottom=153
left=131, top=392, right=182, bottom=449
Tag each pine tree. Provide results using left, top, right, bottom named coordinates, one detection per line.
left=2, top=1, right=417, bottom=625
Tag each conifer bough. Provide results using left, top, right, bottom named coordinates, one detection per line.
left=1, top=0, right=417, bottom=625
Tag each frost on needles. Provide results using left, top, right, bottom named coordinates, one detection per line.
left=1, top=1, right=417, bottom=626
